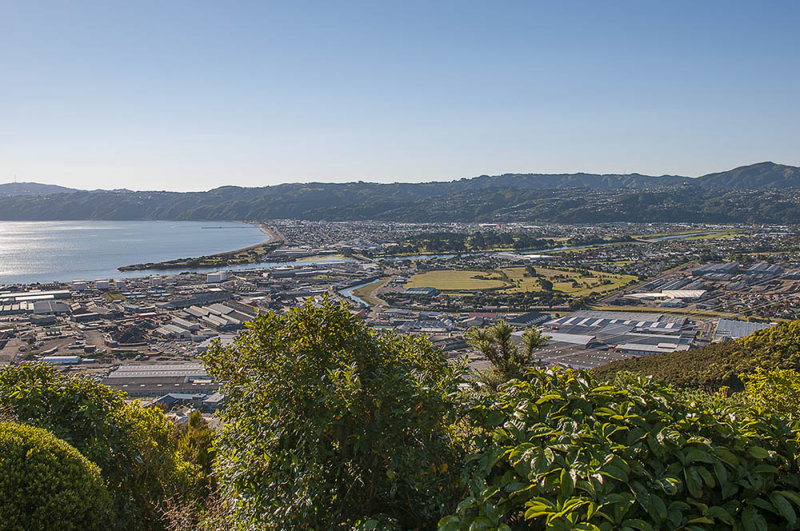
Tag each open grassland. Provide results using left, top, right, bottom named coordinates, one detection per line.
left=352, top=278, right=390, bottom=306
left=631, top=229, right=748, bottom=241
left=406, top=266, right=636, bottom=297
left=502, top=267, right=545, bottom=292
left=405, top=270, right=509, bottom=291
left=631, top=229, right=702, bottom=239
left=683, top=230, right=748, bottom=241
left=298, top=253, right=348, bottom=261
left=516, top=266, right=637, bottom=297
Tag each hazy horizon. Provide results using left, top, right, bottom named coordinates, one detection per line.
left=3, top=1, right=799, bottom=192
left=0, top=160, right=792, bottom=193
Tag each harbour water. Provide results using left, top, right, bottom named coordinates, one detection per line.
left=0, top=221, right=270, bottom=285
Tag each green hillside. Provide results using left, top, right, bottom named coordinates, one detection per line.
left=593, top=320, right=800, bottom=390
left=1, top=162, right=800, bottom=223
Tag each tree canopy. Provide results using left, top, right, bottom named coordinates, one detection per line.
left=0, top=363, right=195, bottom=530
left=204, top=299, right=466, bottom=529
left=0, top=421, right=112, bottom=531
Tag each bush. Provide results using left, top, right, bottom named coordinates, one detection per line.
left=204, top=299, right=466, bottom=529
left=440, top=368, right=800, bottom=530
left=0, top=421, right=112, bottom=530
left=594, top=320, right=800, bottom=390
left=0, top=363, right=194, bottom=530
left=742, top=367, right=800, bottom=418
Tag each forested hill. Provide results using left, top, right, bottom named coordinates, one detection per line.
left=0, top=182, right=77, bottom=197
left=1, top=161, right=799, bottom=223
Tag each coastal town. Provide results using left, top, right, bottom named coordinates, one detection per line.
left=1, top=221, right=798, bottom=416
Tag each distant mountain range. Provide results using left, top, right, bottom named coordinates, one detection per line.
left=0, top=182, right=77, bottom=197
left=1, top=162, right=799, bottom=223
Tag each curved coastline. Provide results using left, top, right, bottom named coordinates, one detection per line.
left=117, top=222, right=285, bottom=272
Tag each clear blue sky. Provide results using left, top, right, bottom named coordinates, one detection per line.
left=2, top=1, right=799, bottom=191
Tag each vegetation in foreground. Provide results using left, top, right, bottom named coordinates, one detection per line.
left=4, top=302, right=800, bottom=529
left=593, top=320, right=800, bottom=390
left=204, top=300, right=467, bottom=529
left=0, top=364, right=214, bottom=531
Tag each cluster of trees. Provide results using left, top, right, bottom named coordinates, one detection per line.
left=0, top=363, right=214, bottom=530
left=6, top=302, right=800, bottom=529
left=467, top=289, right=565, bottom=309
left=390, top=231, right=559, bottom=255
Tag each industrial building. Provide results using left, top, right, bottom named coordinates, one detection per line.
left=542, top=310, right=696, bottom=354
left=713, top=318, right=775, bottom=342
left=102, top=363, right=219, bottom=398
left=692, top=262, right=740, bottom=277
left=506, top=311, right=550, bottom=328
left=403, top=287, right=440, bottom=297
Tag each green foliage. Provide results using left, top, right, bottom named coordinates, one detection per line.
left=204, top=299, right=466, bottom=529
left=177, top=410, right=216, bottom=497
left=0, top=421, right=112, bottom=531
left=440, top=368, right=800, bottom=530
left=594, top=320, right=800, bottom=390
left=743, top=367, right=800, bottom=418
left=0, top=363, right=194, bottom=531
left=466, top=321, right=548, bottom=386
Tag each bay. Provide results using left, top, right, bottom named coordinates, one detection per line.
left=0, top=220, right=269, bottom=285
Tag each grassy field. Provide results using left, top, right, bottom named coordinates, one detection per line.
left=683, top=230, right=747, bottom=241
left=517, top=266, right=636, bottom=297
left=405, top=270, right=509, bottom=291
left=352, top=278, right=390, bottom=306
left=630, top=229, right=748, bottom=241
left=405, top=266, right=636, bottom=297
left=298, top=253, right=348, bottom=261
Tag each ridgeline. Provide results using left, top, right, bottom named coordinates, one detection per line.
left=1, top=162, right=800, bottom=223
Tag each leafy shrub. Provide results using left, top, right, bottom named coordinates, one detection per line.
left=204, top=299, right=466, bottom=529
left=176, top=410, right=216, bottom=497
left=742, top=367, right=800, bottom=418
left=440, top=368, right=800, bottom=530
left=0, top=421, right=112, bottom=530
left=0, top=363, right=194, bottom=530
left=593, top=320, right=800, bottom=390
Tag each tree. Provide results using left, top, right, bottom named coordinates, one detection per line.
left=465, top=321, right=549, bottom=386
left=0, top=421, right=112, bottom=530
left=0, top=363, right=195, bottom=531
left=177, top=410, right=216, bottom=497
left=204, top=299, right=466, bottom=529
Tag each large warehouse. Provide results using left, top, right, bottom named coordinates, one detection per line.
left=713, top=318, right=774, bottom=342
left=542, top=310, right=696, bottom=354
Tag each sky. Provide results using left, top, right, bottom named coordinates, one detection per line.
left=2, top=1, right=799, bottom=191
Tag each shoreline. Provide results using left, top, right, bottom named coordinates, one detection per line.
left=117, top=221, right=286, bottom=272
